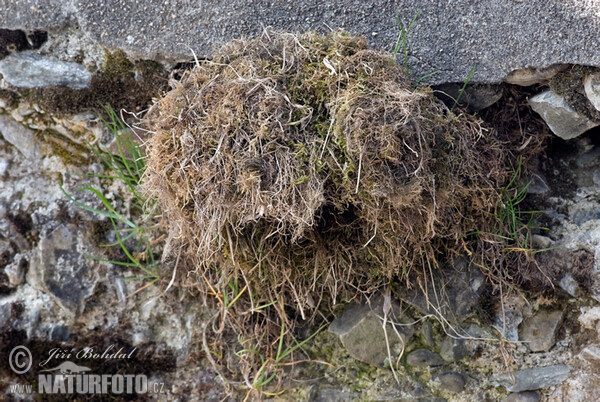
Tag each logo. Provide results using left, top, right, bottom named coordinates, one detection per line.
left=39, top=361, right=91, bottom=375
left=7, top=345, right=165, bottom=396
left=9, top=346, right=32, bottom=375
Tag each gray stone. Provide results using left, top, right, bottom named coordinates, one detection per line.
left=0, top=51, right=91, bottom=89
left=132, top=329, right=151, bottom=347
left=559, top=273, right=580, bottom=297
left=593, top=169, right=600, bottom=187
left=464, top=323, right=494, bottom=339
left=0, top=303, right=10, bottom=328
left=531, top=235, right=553, bottom=250
left=411, top=399, right=447, bottom=402
left=584, top=72, right=600, bottom=112
left=312, top=388, right=356, bottom=402
left=578, top=306, right=600, bottom=332
left=0, top=238, right=10, bottom=254
left=406, top=349, right=445, bottom=368
left=493, top=365, right=571, bottom=393
left=24, top=307, right=42, bottom=339
left=114, top=277, right=128, bottom=305
left=570, top=202, right=600, bottom=226
left=49, top=324, right=70, bottom=341
left=529, top=90, right=599, bottom=140
left=436, top=372, right=466, bottom=393
left=579, top=345, right=600, bottom=362
left=440, top=337, right=467, bottom=362
left=0, top=114, right=42, bottom=159
left=493, top=308, right=523, bottom=342
left=434, top=84, right=503, bottom=112
left=3, top=2, right=600, bottom=85
left=4, top=254, right=27, bottom=286
left=576, top=147, right=600, bottom=169
left=329, top=298, right=414, bottom=367
left=0, top=239, right=13, bottom=274
left=503, top=391, right=541, bottom=402
left=421, top=320, right=435, bottom=348
left=396, top=257, right=484, bottom=324
left=27, top=224, right=99, bottom=314
left=526, top=173, right=550, bottom=195
left=519, top=310, right=563, bottom=352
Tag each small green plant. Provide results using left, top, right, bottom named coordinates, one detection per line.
left=61, top=106, right=161, bottom=290
left=235, top=316, right=327, bottom=398
left=413, top=70, right=440, bottom=87
left=470, top=157, right=550, bottom=256
left=392, top=9, right=439, bottom=86
left=451, top=63, right=477, bottom=112
left=494, top=158, right=550, bottom=254
left=393, top=9, right=420, bottom=75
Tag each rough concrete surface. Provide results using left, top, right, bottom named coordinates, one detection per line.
left=1, top=1, right=600, bottom=84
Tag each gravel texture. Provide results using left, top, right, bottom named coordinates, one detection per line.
left=1, top=1, right=600, bottom=84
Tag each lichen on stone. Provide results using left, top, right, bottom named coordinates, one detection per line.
left=549, top=65, right=600, bottom=122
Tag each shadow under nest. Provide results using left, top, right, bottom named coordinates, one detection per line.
left=142, top=29, right=535, bottom=389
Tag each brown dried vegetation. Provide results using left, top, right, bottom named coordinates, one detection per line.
left=143, top=30, right=529, bottom=390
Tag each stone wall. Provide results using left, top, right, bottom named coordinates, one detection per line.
left=3, top=2, right=600, bottom=401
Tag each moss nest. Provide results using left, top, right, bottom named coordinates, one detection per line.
left=143, top=29, right=519, bottom=385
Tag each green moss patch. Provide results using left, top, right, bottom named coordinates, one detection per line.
left=550, top=65, right=600, bottom=122
left=39, top=128, right=90, bottom=165
left=25, top=50, right=167, bottom=116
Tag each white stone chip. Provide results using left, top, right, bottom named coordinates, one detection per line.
left=529, top=90, right=599, bottom=140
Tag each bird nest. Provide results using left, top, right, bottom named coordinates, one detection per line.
left=143, top=29, right=515, bottom=388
